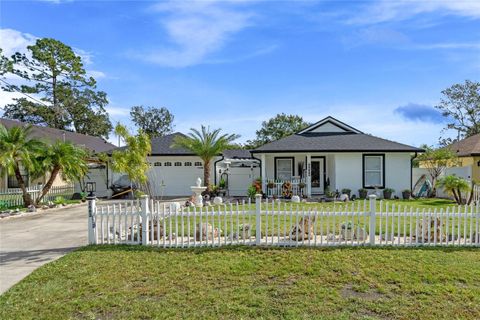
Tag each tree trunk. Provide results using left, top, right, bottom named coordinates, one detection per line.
left=466, top=182, right=474, bottom=205
left=451, top=188, right=460, bottom=204
left=35, top=166, right=61, bottom=205
left=13, top=164, right=33, bottom=207
left=204, top=159, right=211, bottom=192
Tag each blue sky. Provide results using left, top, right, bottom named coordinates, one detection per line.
left=0, top=0, right=479, bottom=146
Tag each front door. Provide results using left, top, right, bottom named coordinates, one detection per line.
left=311, top=159, right=324, bottom=194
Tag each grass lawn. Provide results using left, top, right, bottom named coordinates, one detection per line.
left=1, top=246, right=479, bottom=319
left=180, top=198, right=461, bottom=214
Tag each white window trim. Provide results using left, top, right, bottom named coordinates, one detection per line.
left=363, top=155, right=384, bottom=188
left=276, top=158, right=293, bottom=180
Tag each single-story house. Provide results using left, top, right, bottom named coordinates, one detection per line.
left=0, top=118, right=116, bottom=191
left=107, top=133, right=260, bottom=198
left=447, top=133, right=480, bottom=181
left=251, top=116, right=424, bottom=198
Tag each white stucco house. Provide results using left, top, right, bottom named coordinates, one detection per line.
left=251, top=117, right=424, bottom=199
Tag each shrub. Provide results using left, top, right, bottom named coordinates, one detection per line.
left=247, top=186, right=257, bottom=199
left=133, top=190, right=145, bottom=199
left=53, top=196, right=66, bottom=206
left=341, top=188, right=351, bottom=196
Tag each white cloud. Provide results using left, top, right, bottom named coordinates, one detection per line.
left=349, top=0, right=480, bottom=25
left=0, top=29, right=36, bottom=56
left=87, top=70, right=106, bottom=79
left=105, top=106, right=130, bottom=116
left=137, top=0, right=255, bottom=67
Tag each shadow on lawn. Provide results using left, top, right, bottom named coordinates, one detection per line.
left=77, top=244, right=480, bottom=255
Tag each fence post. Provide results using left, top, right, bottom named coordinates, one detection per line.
left=255, top=194, right=262, bottom=246
left=369, top=195, right=376, bottom=245
left=140, top=195, right=149, bottom=246
left=87, top=195, right=96, bottom=245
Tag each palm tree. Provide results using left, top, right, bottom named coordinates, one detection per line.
left=436, top=175, right=471, bottom=204
left=173, top=126, right=240, bottom=191
left=0, top=124, right=45, bottom=206
left=35, top=141, right=89, bottom=205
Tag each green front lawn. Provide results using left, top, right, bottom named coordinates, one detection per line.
left=188, top=198, right=460, bottom=213
left=1, top=246, right=479, bottom=319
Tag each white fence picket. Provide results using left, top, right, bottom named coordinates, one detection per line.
left=89, top=195, right=480, bottom=248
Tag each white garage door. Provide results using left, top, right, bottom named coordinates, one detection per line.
left=147, top=162, right=204, bottom=197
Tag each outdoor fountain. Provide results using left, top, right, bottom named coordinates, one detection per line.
left=191, top=177, right=207, bottom=207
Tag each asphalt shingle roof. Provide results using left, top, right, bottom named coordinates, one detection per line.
left=222, top=149, right=253, bottom=159
left=251, top=132, right=423, bottom=153
left=149, top=132, right=196, bottom=155
left=448, top=133, right=480, bottom=156
left=0, top=118, right=116, bottom=153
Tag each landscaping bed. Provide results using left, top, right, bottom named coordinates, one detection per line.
left=1, top=246, right=479, bottom=319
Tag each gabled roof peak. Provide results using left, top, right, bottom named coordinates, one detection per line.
left=297, top=116, right=363, bottom=135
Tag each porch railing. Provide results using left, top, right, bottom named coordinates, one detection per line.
left=264, top=178, right=306, bottom=198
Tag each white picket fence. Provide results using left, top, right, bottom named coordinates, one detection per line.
left=88, top=195, right=480, bottom=248
left=0, top=184, right=75, bottom=207
left=474, top=185, right=480, bottom=204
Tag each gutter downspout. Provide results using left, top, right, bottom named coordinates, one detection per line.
left=213, top=155, right=225, bottom=186
left=251, top=153, right=262, bottom=181
left=411, top=152, right=417, bottom=191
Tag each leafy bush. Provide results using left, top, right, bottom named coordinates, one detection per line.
left=133, top=190, right=146, bottom=199
left=247, top=186, right=257, bottom=199
left=341, top=188, right=351, bottom=195
left=53, top=196, right=66, bottom=206
left=218, top=179, right=226, bottom=189
left=0, top=201, right=8, bottom=211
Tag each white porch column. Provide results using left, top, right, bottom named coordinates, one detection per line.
left=261, top=153, right=266, bottom=192
left=306, top=154, right=312, bottom=197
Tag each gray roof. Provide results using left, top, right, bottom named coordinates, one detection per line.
left=222, top=149, right=253, bottom=159
left=149, top=132, right=196, bottom=155
left=251, top=132, right=424, bottom=153
left=0, top=118, right=116, bottom=153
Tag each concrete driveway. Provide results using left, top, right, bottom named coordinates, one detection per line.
left=0, top=204, right=87, bottom=294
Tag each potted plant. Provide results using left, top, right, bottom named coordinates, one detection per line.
left=341, top=188, right=351, bottom=198
left=247, top=185, right=257, bottom=200
left=298, top=182, right=306, bottom=189
left=358, top=188, right=368, bottom=199
left=383, top=188, right=394, bottom=199
left=267, top=181, right=275, bottom=189
left=402, top=189, right=411, bottom=200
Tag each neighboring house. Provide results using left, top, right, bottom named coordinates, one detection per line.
left=0, top=118, right=116, bottom=191
left=108, top=133, right=259, bottom=198
left=251, top=116, right=424, bottom=198
left=447, top=133, right=480, bottom=181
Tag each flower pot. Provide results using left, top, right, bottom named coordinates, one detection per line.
left=402, top=191, right=411, bottom=200
left=359, top=190, right=368, bottom=199
left=383, top=191, right=393, bottom=199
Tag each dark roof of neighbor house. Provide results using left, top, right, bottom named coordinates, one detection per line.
left=0, top=118, right=116, bottom=153
left=252, top=116, right=424, bottom=153
left=448, top=133, right=480, bottom=156
left=222, top=149, right=253, bottom=159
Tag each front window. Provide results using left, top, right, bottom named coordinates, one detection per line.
left=363, top=155, right=384, bottom=188
left=276, top=158, right=293, bottom=180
